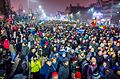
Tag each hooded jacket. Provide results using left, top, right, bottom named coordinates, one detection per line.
left=3, top=39, right=10, bottom=49
left=39, top=63, right=54, bottom=79
left=30, top=57, right=42, bottom=73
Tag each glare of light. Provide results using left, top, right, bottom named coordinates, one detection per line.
left=43, top=13, right=46, bottom=17
left=91, top=8, right=94, bottom=11
left=117, top=11, right=119, bottom=13
left=107, top=19, right=110, bottom=21
left=41, top=9, right=44, bottom=13
left=88, top=7, right=94, bottom=13
left=101, top=19, right=105, bottom=22
left=38, top=5, right=42, bottom=9
left=93, top=12, right=103, bottom=16
left=93, top=12, right=103, bottom=19
left=70, top=13, right=73, bottom=18
left=23, top=10, right=25, bottom=13
left=119, top=3, right=120, bottom=5
left=77, top=11, right=80, bottom=14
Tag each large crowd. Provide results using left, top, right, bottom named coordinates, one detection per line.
left=0, top=19, right=120, bottom=79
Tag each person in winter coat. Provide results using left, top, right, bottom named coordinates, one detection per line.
left=3, top=38, right=10, bottom=49
left=42, top=45, right=50, bottom=57
left=21, top=42, right=29, bottom=60
left=3, top=38, right=10, bottom=56
left=71, top=56, right=79, bottom=79
left=96, top=51, right=104, bottom=66
left=99, top=61, right=110, bottom=77
left=87, top=57, right=98, bottom=79
left=28, top=48, right=36, bottom=61
left=58, top=58, right=69, bottom=79
left=75, top=45, right=81, bottom=54
left=16, top=42, right=22, bottom=55
left=9, top=43, right=16, bottom=63
left=30, top=55, right=42, bottom=79
left=78, top=52, right=86, bottom=65
left=87, top=48, right=96, bottom=60
left=51, top=56, right=58, bottom=72
left=39, top=59, right=54, bottom=79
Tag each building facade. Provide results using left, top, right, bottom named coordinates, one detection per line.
left=89, top=0, right=120, bottom=24
left=65, top=4, right=89, bottom=21
left=0, top=0, right=11, bottom=17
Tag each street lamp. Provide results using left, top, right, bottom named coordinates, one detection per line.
left=41, top=9, right=44, bottom=13
left=23, top=10, right=26, bottom=13
left=119, top=3, right=120, bottom=5
left=77, top=11, right=80, bottom=14
left=88, top=7, right=94, bottom=13
left=39, top=5, right=42, bottom=9
left=91, top=8, right=94, bottom=12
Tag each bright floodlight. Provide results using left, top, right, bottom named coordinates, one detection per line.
left=43, top=13, right=46, bottom=17
left=23, top=10, right=25, bottom=13
left=91, top=8, right=94, bottom=12
left=41, top=9, right=44, bottom=13
left=119, top=3, right=120, bottom=5
left=93, top=12, right=103, bottom=19
left=93, top=12, right=103, bottom=16
left=38, top=5, right=42, bottom=9
left=117, top=11, right=119, bottom=13
left=77, top=11, right=80, bottom=14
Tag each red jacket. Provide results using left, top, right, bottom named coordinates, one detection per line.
left=3, top=39, right=10, bottom=49
left=12, top=26, right=19, bottom=31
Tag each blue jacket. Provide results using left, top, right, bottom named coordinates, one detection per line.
left=39, top=64, right=54, bottom=79
left=52, top=62, right=58, bottom=71
left=40, top=39, right=46, bottom=47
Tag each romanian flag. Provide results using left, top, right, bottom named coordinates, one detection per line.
left=98, top=25, right=107, bottom=30
left=91, top=19, right=98, bottom=27
left=91, top=21, right=96, bottom=27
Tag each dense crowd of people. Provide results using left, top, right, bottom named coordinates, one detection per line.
left=0, top=19, right=120, bottom=79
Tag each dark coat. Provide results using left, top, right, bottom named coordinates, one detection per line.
left=39, top=64, right=54, bottom=79
left=42, top=46, right=50, bottom=57
left=58, top=64, right=69, bottom=79
left=71, top=62, right=78, bottom=73
left=16, top=43, right=22, bottom=52
left=21, top=46, right=29, bottom=56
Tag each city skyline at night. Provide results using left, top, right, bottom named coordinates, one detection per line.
left=11, top=0, right=97, bottom=14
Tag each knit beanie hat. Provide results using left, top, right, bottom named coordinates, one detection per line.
left=72, top=56, right=77, bottom=62
left=63, top=58, right=69, bottom=63
left=52, top=72, right=58, bottom=77
left=75, top=71, right=81, bottom=78
left=92, top=72, right=100, bottom=79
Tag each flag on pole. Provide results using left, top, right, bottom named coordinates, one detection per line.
left=91, top=18, right=98, bottom=27
left=98, top=25, right=107, bottom=30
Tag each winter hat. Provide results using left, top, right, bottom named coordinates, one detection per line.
left=92, top=72, right=100, bottom=79
left=75, top=71, right=81, bottom=78
left=52, top=72, right=58, bottom=77
left=72, top=56, right=77, bottom=61
left=63, top=58, right=69, bottom=63
left=60, top=48, right=65, bottom=52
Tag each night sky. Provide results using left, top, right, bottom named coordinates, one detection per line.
left=11, top=0, right=97, bottom=15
